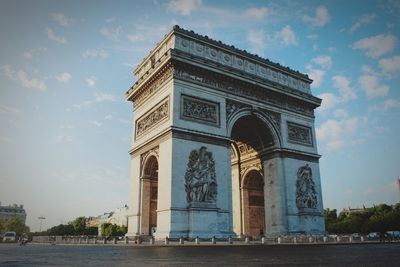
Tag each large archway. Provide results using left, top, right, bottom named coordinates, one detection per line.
left=140, top=155, right=158, bottom=236
left=230, top=114, right=276, bottom=238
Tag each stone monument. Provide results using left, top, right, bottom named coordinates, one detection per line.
left=125, top=26, right=325, bottom=239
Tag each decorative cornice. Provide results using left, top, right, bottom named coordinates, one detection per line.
left=174, top=62, right=317, bottom=117
left=127, top=61, right=173, bottom=107
left=172, top=25, right=311, bottom=82
left=132, top=25, right=312, bottom=91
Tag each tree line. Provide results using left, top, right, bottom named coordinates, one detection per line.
left=324, top=203, right=400, bottom=234
left=35, top=216, right=127, bottom=237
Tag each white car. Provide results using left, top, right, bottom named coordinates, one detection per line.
left=3, top=231, right=17, bottom=242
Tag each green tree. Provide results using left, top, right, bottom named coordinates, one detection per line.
left=47, top=224, right=75, bottom=236
left=2, top=217, right=30, bottom=236
left=100, top=223, right=127, bottom=237
left=69, top=217, right=86, bottom=235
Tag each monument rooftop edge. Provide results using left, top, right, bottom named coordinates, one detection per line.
left=127, top=25, right=318, bottom=103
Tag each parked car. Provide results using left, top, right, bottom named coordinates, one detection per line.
left=367, top=232, right=380, bottom=240
left=386, top=231, right=400, bottom=239
left=3, top=231, right=17, bottom=242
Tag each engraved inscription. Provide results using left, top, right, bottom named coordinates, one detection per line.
left=181, top=95, right=220, bottom=126
left=287, top=122, right=313, bottom=146
left=136, top=98, right=169, bottom=138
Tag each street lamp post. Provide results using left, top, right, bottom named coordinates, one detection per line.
left=38, top=216, right=46, bottom=232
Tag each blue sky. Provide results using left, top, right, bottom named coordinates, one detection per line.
left=0, top=0, right=399, bottom=231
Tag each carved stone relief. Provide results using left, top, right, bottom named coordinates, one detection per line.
left=135, top=97, right=169, bottom=138
left=261, top=109, right=281, bottom=133
left=130, top=64, right=174, bottom=108
left=174, top=64, right=315, bottom=117
left=226, top=100, right=251, bottom=121
left=287, top=122, right=313, bottom=146
left=173, top=30, right=311, bottom=94
left=296, top=164, right=317, bottom=210
left=184, top=147, right=217, bottom=203
left=181, top=95, right=220, bottom=126
left=240, top=161, right=262, bottom=177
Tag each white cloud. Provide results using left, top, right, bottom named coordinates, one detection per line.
left=89, top=120, right=102, bottom=127
left=83, top=48, right=108, bottom=59
left=317, top=76, right=356, bottom=112
left=359, top=75, right=389, bottom=98
left=332, top=75, right=356, bottom=101
left=126, top=33, right=146, bottom=42
left=51, top=13, right=72, bottom=26
left=94, top=92, right=116, bottom=102
left=22, top=48, right=47, bottom=60
left=59, top=125, right=74, bottom=130
left=317, top=93, right=340, bottom=112
left=46, top=27, right=66, bottom=44
left=105, top=17, right=116, bottom=23
left=85, top=76, right=96, bottom=87
left=306, top=64, right=325, bottom=88
left=247, top=29, right=265, bottom=55
left=275, top=25, right=298, bottom=46
left=104, top=114, right=113, bottom=120
left=316, top=117, right=365, bottom=150
left=383, top=99, right=400, bottom=110
left=351, top=34, right=396, bottom=58
left=166, top=0, right=202, bottom=16
left=328, top=46, right=337, bottom=52
left=53, top=133, right=72, bottom=143
left=0, top=104, right=23, bottom=114
left=71, top=92, right=117, bottom=110
left=379, top=55, right=400, bottom=73
left=243, top=7, right=268, bottom=20
left=302, top=6, right=330, bottom=27
left=100, top=26, right=123, bottom=40
left=307, top=34, right=318, bottom=40
left=350, top=14, right=376, bottom=33
left=333, top=109, right=348, bottom=118
left=55, top=72, right=72, bottom=83
left=1, top=65, right=47, bottom=91
left=312, top=55, right=332, bottom=69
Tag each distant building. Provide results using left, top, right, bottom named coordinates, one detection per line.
left=0, top=202, right=27, bottom=224
left=86, top=205, right=129, bottom=232
left=339, top=206, right=367, bottom=217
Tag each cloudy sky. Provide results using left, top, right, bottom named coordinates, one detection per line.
left=1, top=0, right=399, bottom=231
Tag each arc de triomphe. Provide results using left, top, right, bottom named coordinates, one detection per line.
left=126, top=26, right=325, bottom=239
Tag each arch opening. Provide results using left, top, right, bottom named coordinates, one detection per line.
left=141, top=155, right=158, bottom=236
left=230, top=115, right=273, bottom=238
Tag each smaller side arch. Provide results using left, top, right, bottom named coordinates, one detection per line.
left=141, top=150, right=159, bottom=178
left=241, top=167, right=263, bottom=189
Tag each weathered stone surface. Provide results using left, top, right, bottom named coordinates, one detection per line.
left=126, top=26, right=325, bottom=239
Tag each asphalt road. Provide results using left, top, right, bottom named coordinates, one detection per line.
left=1, top=243, right=399, bottom=266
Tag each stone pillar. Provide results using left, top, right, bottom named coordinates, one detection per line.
left=263, top=157, right=288, bottom=235
left=140, top=177, right=151, bottom=236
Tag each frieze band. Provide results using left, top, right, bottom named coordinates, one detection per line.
left=135, top=97, right=169, bottom=138
left=181, top=94, right=220, bottom=127
left=287, top=121, right=313, bottom=146
left=174, top=63, right=316, bottom=118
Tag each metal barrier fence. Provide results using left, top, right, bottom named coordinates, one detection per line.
left=31, top=234, right=400, bottom=245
